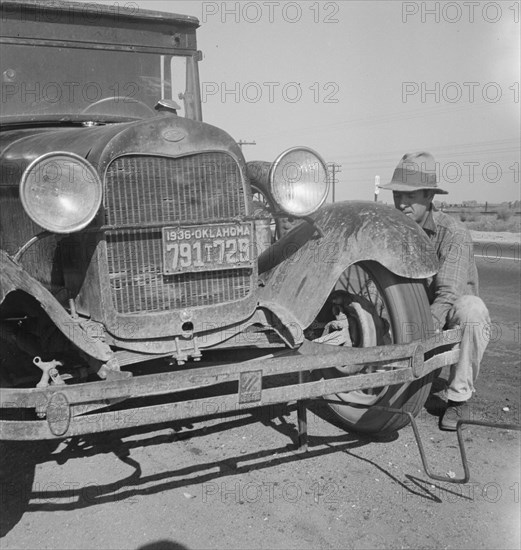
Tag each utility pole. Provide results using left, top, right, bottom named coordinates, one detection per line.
left=328, top=163, right=341, bottom=203
left=237, top=140, right=256, bottom=150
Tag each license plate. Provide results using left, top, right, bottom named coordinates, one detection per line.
left=162, top=222, right=254, bottom=275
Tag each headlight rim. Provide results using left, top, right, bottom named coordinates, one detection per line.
left=268, top=146, right=329, bottom=217
left=20, top=151, right=102, bottom=234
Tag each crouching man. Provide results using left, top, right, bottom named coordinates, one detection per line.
left=380, top=152, right=490, bottom=430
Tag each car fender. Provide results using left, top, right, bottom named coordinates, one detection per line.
left=258, top=201, right=438, bottom=330
left=0, top=250, right=113, bottom=361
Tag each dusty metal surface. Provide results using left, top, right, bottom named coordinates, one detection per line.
left=0, top=330, right=460, bottom=440
left=0, top=251, right=113, bottom=361
left=0, top=1, right=199, bottom=54
left=0, top=118, right=258, bottom=346
left=258, top=201, right=439, bottom=330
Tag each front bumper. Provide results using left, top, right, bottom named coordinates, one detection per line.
left=0, top=330, right=461, bottom=440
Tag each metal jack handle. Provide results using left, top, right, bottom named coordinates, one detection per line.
left=373, top=406, right=521, bottom=484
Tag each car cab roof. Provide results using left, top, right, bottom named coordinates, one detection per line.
left=0, top=0, right=200, bottom=27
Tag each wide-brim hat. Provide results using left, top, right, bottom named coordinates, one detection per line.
left=379, top=151, right=448, bottom=194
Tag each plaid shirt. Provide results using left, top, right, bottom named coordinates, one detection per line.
left=421, top=208, right=479, bottom=328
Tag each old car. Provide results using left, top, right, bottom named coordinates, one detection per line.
left=0, top=0, right=461, bottom=443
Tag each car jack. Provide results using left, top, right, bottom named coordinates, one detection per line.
left=296, top=402, right=520, bottom=484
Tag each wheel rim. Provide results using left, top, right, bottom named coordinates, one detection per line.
left=309, top=261, right=434, bottom=434
left=323, top=263, right=395, bottom=407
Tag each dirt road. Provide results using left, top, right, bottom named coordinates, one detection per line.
left=1, top=256, right=520, bottom=550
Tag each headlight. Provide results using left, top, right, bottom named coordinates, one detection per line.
left=269, top=147, right=329, bottom=217
left=20, top=152, right=102, bottom=233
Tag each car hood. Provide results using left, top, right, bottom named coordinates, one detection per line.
left=0, top=115, right=245, bottom=185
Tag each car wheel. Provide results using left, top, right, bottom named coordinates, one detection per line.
left=315, top=261, right=434, bottom=434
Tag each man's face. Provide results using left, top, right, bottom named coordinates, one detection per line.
left=392, top=190, right=433, bottom=225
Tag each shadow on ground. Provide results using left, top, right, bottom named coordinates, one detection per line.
left=0, top=401, right=399, bottom=536
left=1, top=379, right=463, bottom=537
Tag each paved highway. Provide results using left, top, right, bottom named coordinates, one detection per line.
left=474, top=240, right=520, bottom=262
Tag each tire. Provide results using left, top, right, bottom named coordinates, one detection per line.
left=318, top=261, right=434, bottom=434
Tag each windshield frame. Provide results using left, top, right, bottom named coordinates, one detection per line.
left=0, top=40, right=202, bottom=124
left=1, top=1, right=202, bottom=125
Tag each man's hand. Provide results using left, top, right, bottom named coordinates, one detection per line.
left=314, top=317, right=352, bottom=346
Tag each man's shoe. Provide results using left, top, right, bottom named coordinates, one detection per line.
left=440, top=401, right=470, bottom=431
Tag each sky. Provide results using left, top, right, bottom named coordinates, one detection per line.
left=86, top=0, right=519, bottom=204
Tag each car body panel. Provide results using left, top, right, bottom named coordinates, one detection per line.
left=258, top=201, right=438, bottom=329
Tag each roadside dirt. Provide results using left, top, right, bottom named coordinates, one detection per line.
left=470, top=230, right=521, bottom=245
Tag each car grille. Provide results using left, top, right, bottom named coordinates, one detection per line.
left=104, top=153, right=252, bottom=314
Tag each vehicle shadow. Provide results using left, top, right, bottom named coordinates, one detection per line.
left=137, top=541, right=190, bottom=550
left=0, top=399, right=446, bottom=535
left=0, top=439, right=60, bottom=538
left=0, top=403, right=368, bottom=523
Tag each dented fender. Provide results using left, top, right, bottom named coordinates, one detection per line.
left=258, top=201, right=438, bottom=330
left=0, top=250, right=113, bottom=361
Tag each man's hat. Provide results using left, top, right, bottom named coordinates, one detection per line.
left=379, top=151, right=448, bottom=194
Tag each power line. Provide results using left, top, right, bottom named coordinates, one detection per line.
left=253, top=100, right=518, bottom=140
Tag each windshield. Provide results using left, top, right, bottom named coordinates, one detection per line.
left=0, top=44, right=199, bottom=122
